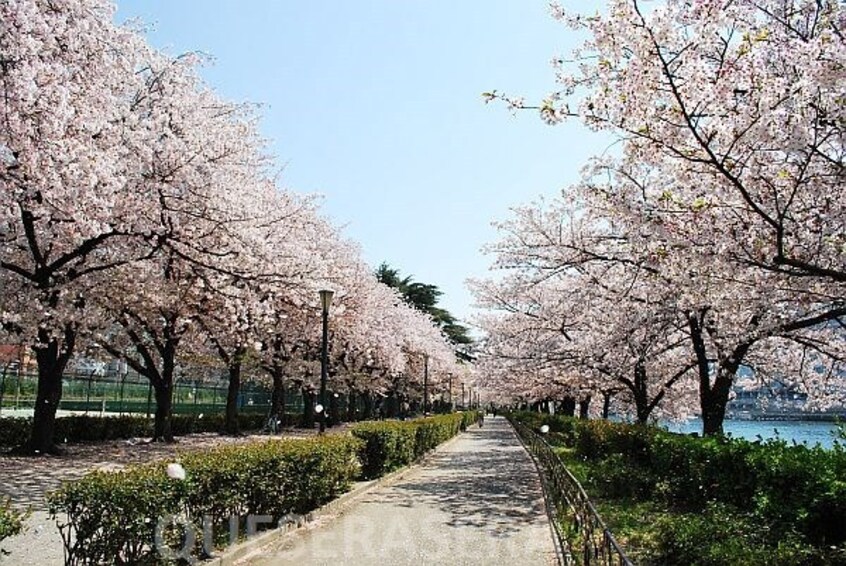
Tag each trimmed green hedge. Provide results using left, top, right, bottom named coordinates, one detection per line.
left=47, top=412, right=478, bottom=563
left=48, top=434, right=361, bottom=564
left=352, top=412, right=480, bottom=479
left=0, top=413, right=289, bottom=447
left=511, top=411, right=846, bottom=560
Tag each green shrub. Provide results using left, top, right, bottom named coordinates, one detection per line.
left=48, top=434, right=362, bottom=564
left=460, top=410, right=483, bottom=431
left=0, top=418, right=30, bottom=447
left=654, top=504, right=821, bottom=566
left=572, top=419, right=652, bottom=464
left=352, top=413, right=470, bottom=479
left=50, top=463, right=186, bottom=564
left=0, top=499, right=26, bottom=545
left=510, top=412, right=846, bottom=553
left=588, top=453, right=656, bottom=500
left=413, top=414, right=463, bottom=457
left=351, top=421, right=417, bottom=479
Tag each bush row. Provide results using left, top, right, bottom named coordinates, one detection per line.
left=0, top=413, right=283, bottom=447
left=351, top=412, right=481, bottom=479
left=47, top=412, right=478, bottom=564
left=511, top=412, right=846, bottom=550
left=48, top=434, right=362, bottom=564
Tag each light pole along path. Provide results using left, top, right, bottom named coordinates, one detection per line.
left=245, top=416, right=560, bottom=566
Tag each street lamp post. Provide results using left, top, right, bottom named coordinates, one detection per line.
left=423, top=354, right=429, bottom=415
left=448, top=373, right=453, bottom=411
left=461, top=382, right=465, bottom=409
left=318, top=289, right=334, bottom=433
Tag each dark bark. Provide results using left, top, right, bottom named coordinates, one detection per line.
left=269, top=369, right=285, bottom=421
left=702, top=368, right=735, bottom=436
left=362, top=391, right=374, bottom=420
left=153, top=382, right=174, bottom=442
left=579, top=396, right=591, bottom=419
left=224, top=359, right=242, bottom=435
left=384, top=392, right=398, bottom=419
left=328, top=392, right=340, bottom=426
left=688, top=309, right=752, bottom=436
left=100, top=311, right=180, bottom=443
left=602, top=391, right=613, bottom=419
left=301, top=389, right=315, bottom=428
left=25, top=326, right=75, bottom=454
left=347, top=389, right=357, bottom=422
left=633, top=362, right=651, bottom=424
left=560, top=397, right=576, bottom=417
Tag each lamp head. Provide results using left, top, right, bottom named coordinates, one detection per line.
left=319, top=289, right=334, bottom=312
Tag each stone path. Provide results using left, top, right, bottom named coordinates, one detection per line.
left=244, top=416, right=559, bottom=566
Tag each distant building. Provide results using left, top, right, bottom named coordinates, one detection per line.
left=0, top=344, right=31, bottom=372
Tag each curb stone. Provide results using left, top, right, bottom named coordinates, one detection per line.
left=205, top=429, right=470, bottom=566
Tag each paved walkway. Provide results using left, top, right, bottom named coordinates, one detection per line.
left=244, top=416, right=559, bottom=566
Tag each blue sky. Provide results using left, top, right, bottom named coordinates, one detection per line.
left=114, top=1, right=611, bottom=323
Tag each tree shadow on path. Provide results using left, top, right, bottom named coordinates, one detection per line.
left=371, top=418, right=548, bottom=539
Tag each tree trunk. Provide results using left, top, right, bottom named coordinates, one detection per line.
left=347, top=389, right=357, bottom=422
left=579, top=396, right=591, bottom=419
left=153, top=382, right=175, bottom=442
left=602, top=391, right=612, bottom=419
left=302, top=389, right=315, bottom=428
left=687, top=309, right=751, bottom=436
left=224, top=359, right=242, bottom=435
left=560, top=397, right=576, bottom=417
left=25, top=326, right=75, bottom=454
left=362, top=392, right=374, bottom=420
left=269, top=370, right=285, bottom=421
left=633, top=362, right=651, bottom=424
left=384, top=392, right=398, bottom=419
left=328, top=392, right=340, bottom=427
left=702, top=369, right=735, bottom=436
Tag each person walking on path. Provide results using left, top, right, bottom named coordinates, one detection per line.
left=245, top=416, right=559, bottom=566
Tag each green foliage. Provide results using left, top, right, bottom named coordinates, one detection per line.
left=351, top=412, right=476, bottom=479
left=511, top=412, right=846, bottom=563
left=49, top=462, right=186, bottom=564
left=375, top=262, right=473, bottom=346
left=0, top=499, right=26, bottom=545
left=351, top=421, right=418, bottom=479
left=460, top=410, right=483, bottom=431
left=0, top=418, right=30, bottom=447
left=48, top=435, right=362, bottom=564
left=0, top=412, right=276, bottom=447
left=653, top=504, right=823, bottom=566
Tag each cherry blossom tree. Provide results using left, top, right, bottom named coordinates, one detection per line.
left=1, top=0, right=282, bottom=450
left=93, top=257, right=206, bottom=441
left=470, top=195, right=699, bottom=423
left=0, top=0, right=171, bottom=453
left=498, top=0, right=846, bottom=286
left=480, top=0, right=846, bottom=434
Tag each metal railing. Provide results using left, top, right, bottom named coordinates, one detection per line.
left=512, top=420, right=634, bottom=566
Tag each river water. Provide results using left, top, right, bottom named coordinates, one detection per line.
left=665, top=419, right=843, bottom=449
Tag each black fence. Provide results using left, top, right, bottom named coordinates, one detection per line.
left=512, top=420, right=633, bottom=566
